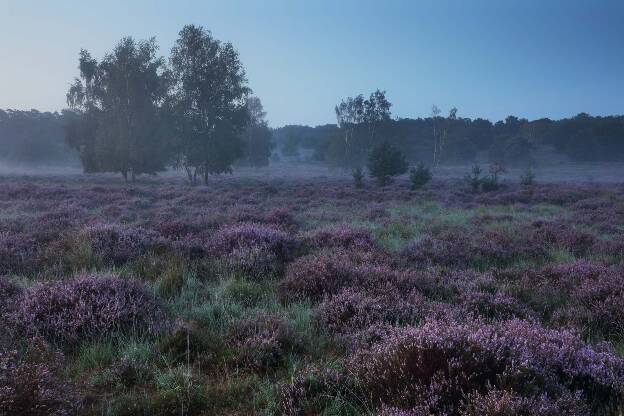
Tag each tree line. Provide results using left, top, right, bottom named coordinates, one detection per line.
left=276, top=93, right=624, bottom=169
left=0, top=109, right=78, bottom=166
left=65, top=25, right=272, bottom=183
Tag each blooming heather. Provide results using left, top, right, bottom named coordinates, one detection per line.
left=351, top=319, right=624, bottom=414
left=15, top=275, right=168, bottom=344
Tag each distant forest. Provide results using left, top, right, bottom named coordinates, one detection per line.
left=273, top=112, right=624, bottom=167
left=0, top=109, right=78, bottom=166
left=2, top=108, right=624, bottom=170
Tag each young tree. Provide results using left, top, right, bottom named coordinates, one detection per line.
left=170, top=25, right=250, bottom=184
left=367, top=141, right=408, bottom=186
left=409, top=163, right=432, bottom=190
left=66, top=38, right=171, bottom=182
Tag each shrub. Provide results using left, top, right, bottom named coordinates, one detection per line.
left=278, top=250, right=389, bottom=303
left=79, top=223, right=165, bottom=265
left=15, top=275, right=168, bottom=345
left=352, top=167, right=365, bottom=189
left=0, top=231, right=40, bottom=275
left=367, top=142, right=408, bottom=186
left=315, top=288, right=425, bottom=335
left=207, top=223, right=296, bottom=268
left=228, top=313, right=302, bottom=371
left=400, top=229, right=544, bottom=269
left=0, top=275, right=22, bottom=315
left=350, top=319, right=624, bottom=415
left=303, top=225, right=378, bottom=251
left=409, top=163, right=432, bottom=190
left=464, top=164, right=483, bottom=193
left=520, top=167, right=536, bottom=187
left=460, top=389, right=588, bottom=416
left=0, top=339, right=81, bottom=415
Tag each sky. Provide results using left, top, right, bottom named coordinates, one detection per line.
left=1, top=0, right=622, bottom=127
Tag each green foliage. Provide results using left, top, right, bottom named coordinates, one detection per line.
left=169, top=25, right=250, bottom=184
left=66, top=38, right=172, bottom=182
left=331, top=90, right=392, bottom=168
left=464, top=163, right=506, bottom=193
left=352, top=167, right=364, bottom=188
left=367, top=142, right=408, bottom=186
left=409, top=162, right=432, bottom=190
left=465, top=164, right=483, bottom=192
left=520, top=167, right=536, bottom=187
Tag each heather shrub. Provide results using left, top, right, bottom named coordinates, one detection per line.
left=278, top=250, right=390, bottom=303
left=460, top=389, right=589, bottom=416
left=458, top=290, right=533, bottom=321
left=303, top=224, right=378, bottom=251
left=0, top=231, right=41, bottom=275
left=401, top=229, right=544, bottom=269
left=0, top=339, right=81, bottom=415
left=0, top=275, right=22, bottom=315
left=15, top=275, right=168, bottom=345
left=351, top=319, right=624, bottom=415
left=315, top=288, right=426, bottom=335
left=228, top=313, right=303, bottom=371
left=79, top=223, right=166, bottom=265
left=264, top=208, right=297, bottom=231
left=541, top=262, right=624, bottom=340
left=206, top=223, right=296, bottom=277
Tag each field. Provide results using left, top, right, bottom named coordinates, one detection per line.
left=2, top=172, right=624, bottom=415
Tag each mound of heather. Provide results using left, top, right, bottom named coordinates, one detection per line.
left=278, top=249, right=397, bottom=302
left=350, top=319, right=624, bottom=415
left=0, top=339, right=81, bottom=415
left=79, top=223, right=166, bottom=265
left=228, top=313, right=303, bottom=371
left=0, top=231, right=41, bottom=275
left=206, top=223, right=297, bottom=277
left=302, top=224, right=378, bottom=251
left=15, top=276, right=167, bottom=344
left=0, top=275, right=23, bottom=313
left=401, top=228, right=546, bottom=269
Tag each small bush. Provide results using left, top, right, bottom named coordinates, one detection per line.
left=79, top=223, right=165, bottom=265
left=303, top=224, right=378, bottom=251
left=228, top=313, right=303, bottom=371
left=0, top=276, right=22, bottom=315
left=409, top=163, right=432, bottom=190
left=0, top=339, right=81, bottom=415
left=315, top=288, right=425, bottom=335
left=352, top=167, right=365, bottom=189
left=367, top=142, right=408, bottom=186
left=207, top=223, right=296, bottom=277
left=520, top=167, right=536, bottom=187
left=15, top=275, right=168, bottom=345
left=464, top=164, right=483, bottom=193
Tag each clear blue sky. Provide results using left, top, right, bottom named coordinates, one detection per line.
left=1, top=0, right=622, bottom=127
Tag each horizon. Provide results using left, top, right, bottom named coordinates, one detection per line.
left=2, top=0, right=623, bottom=127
